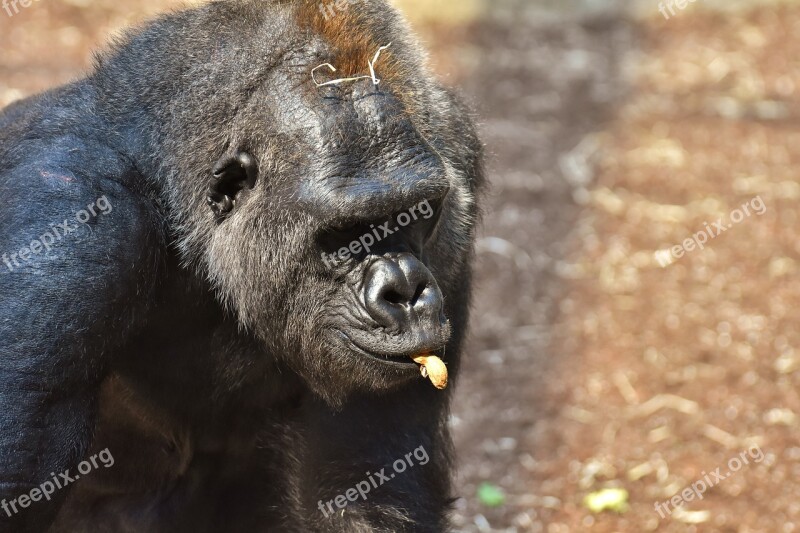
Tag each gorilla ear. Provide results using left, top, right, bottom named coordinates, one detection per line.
left=206, top=151, right=259, bottom=220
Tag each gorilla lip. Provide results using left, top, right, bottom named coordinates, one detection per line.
left=339, top=332, right=447, bottom=389
left=338, top=331, right=421, bottom=369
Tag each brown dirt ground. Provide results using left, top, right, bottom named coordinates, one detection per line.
left=517, top=6, right=800, bottom=533
left=2, top=1, right=799, bottom=532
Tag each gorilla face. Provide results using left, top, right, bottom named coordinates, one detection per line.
left=154, top=2, right=480, bottom=405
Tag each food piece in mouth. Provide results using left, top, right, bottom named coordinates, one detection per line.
left=412, top=353, right=448, bottom=390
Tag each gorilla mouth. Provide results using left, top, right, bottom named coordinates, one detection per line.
left=350, top=342, right=420, bottom=368
left=336, top=331, right=428, bottom=369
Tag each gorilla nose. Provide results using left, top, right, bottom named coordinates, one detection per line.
left=364, top=254, right=444, bottom=332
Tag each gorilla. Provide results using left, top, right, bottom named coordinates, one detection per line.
left=0, top=0, right=484, bottom=531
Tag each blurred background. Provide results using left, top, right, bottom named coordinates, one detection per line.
left=3, top=0, right=799, bottom=531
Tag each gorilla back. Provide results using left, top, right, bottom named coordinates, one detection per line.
left=0, top=1, right=484, bottom=531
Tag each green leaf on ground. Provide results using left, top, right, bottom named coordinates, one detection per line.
left=477, top=482, right=506, bottom=507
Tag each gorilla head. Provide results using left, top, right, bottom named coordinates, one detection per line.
left=97, top=0, right=483, bottom=405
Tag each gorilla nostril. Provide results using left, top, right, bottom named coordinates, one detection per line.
left=410, top=282, right=427, bottom=306
left=382, top=289, right=406, bottom=306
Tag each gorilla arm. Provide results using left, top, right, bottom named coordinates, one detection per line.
left=0, top=129, right=163, bottom=532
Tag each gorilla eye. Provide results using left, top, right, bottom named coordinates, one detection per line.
left=317, top=199, right=444, bottom=261
left=318, top=222, right=375, bottom=258
left=206, top=151, right=259, bottom=221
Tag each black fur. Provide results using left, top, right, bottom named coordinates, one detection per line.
left=0, top=1, right=484, bottom=531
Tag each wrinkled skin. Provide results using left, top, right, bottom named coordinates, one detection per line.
left=0, top=0, right=484, bottom=531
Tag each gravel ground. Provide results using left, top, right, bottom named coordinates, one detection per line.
left=2, top=1, right=799, bottom=532
left=520, top=6, right=800, bottom=532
